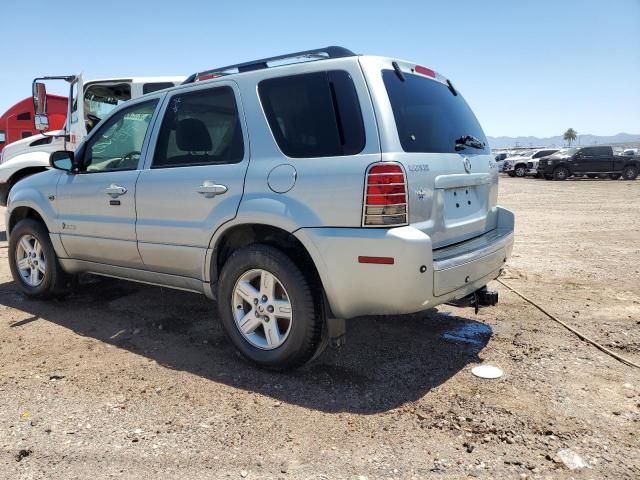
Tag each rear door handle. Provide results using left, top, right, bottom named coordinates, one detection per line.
left=196, top=180, right=228, bottom=198
left=105, top=184, right=127, bottom=197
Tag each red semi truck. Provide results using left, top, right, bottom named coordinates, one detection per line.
left=0, top=95, right=67, bottom=153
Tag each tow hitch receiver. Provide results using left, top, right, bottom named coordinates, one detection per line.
left=447, top=286, right=499, bottom=313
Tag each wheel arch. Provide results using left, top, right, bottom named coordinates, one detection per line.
left=8, top=205, right=48, bottom=235
left=8, top=166, right=49, bottom=187
left=210, top=223, right=325, bottom=306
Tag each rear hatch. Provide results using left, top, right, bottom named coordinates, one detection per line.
left=360, top=57, right=499, bottom=249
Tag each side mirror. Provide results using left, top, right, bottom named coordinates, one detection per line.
left=50, top=150, right=75, bottom=172
left=32, top=82, right=49, bottom=131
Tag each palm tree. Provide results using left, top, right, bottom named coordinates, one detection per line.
left=563, top=128, right=577, bottom=146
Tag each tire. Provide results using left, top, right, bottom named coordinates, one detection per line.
left=8, top=219, right=75, bottom=299
left=622, top=165, right=638, bottom=180
left=609, top=174, right=621, bottom=180
left=507, top=172, right=515, bottom=177
left=217, top=244, right=324, bottom=370
left=544, top=174, right=553, bottom=180
left=514, top=165, right=527, bottom=178
left=587, top=174, right=597, bottom=179
left=553, top=166, right=570, bottom=181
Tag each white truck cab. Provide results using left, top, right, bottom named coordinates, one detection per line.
left=0, top=74, right=185, bottom=205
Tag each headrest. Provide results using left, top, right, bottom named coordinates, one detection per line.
left=176, top=118, right=212, bottom=151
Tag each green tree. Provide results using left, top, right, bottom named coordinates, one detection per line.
left=563, top=128, right=577, bottom=146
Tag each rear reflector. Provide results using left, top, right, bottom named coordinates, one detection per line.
left=358, top=256, right=395, bottom=265
left=415, top=65, right=436, bottom=78
left=363, top=163, right=408, bottom=227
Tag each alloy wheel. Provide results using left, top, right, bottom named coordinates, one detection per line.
left=15, top=234, right=46, bottom=287
left=232, top=269, right=293, bottom=350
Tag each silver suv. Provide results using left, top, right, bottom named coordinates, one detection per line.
left=5, top=47, right=514, bottom=370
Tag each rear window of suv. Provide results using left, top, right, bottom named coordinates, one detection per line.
left=382, top=70, right=489, bottom=154
left=258, top=71, right=365, bottom=158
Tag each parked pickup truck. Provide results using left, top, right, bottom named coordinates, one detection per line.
left=539, top=146, right=639, bottom=180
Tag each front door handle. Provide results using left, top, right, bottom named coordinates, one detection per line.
left=105, top=184, right=127, bottom=197
left=196, top=180, right=228, bottom=198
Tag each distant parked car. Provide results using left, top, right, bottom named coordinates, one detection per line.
left=503, top=149, right=558, bottom=177
left=501, top=151, right=532, bottom=176
left=539, top=146, right=639, bottom=180
left=494, top=152, right=508, bottom=171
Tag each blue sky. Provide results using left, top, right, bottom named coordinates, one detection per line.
left=1, top=0, right=638, bottom=137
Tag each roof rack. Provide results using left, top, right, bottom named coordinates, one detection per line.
left=182, top=46, right=357, bottom=84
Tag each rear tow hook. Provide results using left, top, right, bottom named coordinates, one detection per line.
left=447, top=286, right=499, bottom=314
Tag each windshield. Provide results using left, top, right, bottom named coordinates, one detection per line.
left=550, top=147, right=578, bottom=158
left=84, top=83, right=132, bottom=120
left=382, top=70, right=489, bottom=154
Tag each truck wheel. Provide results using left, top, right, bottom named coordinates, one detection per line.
left=622, top=166, right=638, bottom=180
left=553, top=166, right=569, bottom=181
left=609, top=174, right=621, bottom=180
left=8, top=219, right=75, bottom=299
left=514, top=165, right=527, bottom=177
left=217, top=244, right=324, bottom=370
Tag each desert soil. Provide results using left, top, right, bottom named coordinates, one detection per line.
left=1, top=175, right=639, bottom=479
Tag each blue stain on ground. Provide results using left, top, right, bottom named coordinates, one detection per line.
left=440, top=319, right=493, bottom=346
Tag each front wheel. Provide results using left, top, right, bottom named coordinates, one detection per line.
left=514, top=165, right=527, bottom=178
left=217, top=244, right=325, bottom=370
left=553, top=166, right=570, bottom=181
left=8, top=219, right=75, bottom=298
left=622, top=165, right=638, bottom=180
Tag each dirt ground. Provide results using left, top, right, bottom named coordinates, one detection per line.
left=1, top=176, right=638, bottom=479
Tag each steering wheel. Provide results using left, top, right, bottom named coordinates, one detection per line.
left=104, top=151, right=141, bottom=170
left=86, top=114, right=102, bottom=125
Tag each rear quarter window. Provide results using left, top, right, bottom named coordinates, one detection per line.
left=382, top=70, right=489, bottom=154
left=258, top=70, right=365, bottom=158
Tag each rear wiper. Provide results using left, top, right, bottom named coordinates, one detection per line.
left=455, top=135, right=485, bottom=151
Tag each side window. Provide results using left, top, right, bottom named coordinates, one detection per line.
left=581, top=148, right=594, bottom=157
left=21, top=131, right=32, bottom=139
left=258, top=70, right=365, bottom=158
left=17, top=112, right=31, bottom=121
left=0, top=131, right=6, bottom=143
left=82, top=99, right=158, bottom=173
left=143, top=82, right=175, bottom=95
left=152, top=86, right=244, bottom=168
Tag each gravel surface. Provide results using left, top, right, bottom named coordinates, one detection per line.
left=1, top=175, right=639, bottom=479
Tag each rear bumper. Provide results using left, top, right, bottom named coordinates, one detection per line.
left=296, top=207, right=514, bottom=319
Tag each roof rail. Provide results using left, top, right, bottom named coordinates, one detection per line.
left=182, top=46, right=357, bottom=84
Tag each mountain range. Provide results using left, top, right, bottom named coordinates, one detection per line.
left=487, top=133, right=640, bottom=150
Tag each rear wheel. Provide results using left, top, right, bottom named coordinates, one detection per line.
left=217, top=244, right=325, bottom=370
left=8, top=219, right=75, bottom=298
left=553, top=166, right=570, bottom=181
left=622, top=165, right=638, bottom=180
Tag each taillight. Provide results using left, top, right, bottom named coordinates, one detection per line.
left=363, top=163, right=408, bottom=227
